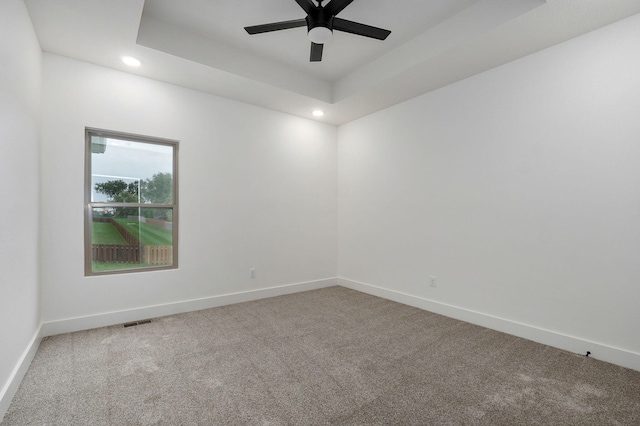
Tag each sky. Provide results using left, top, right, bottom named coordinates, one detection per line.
left=91, top=137, right=173, bottom=202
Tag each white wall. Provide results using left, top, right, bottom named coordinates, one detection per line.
left=338, top=13, right=640, bottom=369
left=39, top=54, right=338, bottom=329
left=0, top=0, right=42, bottom=416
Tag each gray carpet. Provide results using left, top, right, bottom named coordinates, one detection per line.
left=3, top=286, right=640, bottom=425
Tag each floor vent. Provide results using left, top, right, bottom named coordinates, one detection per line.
left=123, top=319, right=152, bottom=328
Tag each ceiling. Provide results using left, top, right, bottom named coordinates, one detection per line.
left=24, top=0, right=640, bottom=125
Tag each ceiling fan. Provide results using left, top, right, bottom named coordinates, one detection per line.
left=244, top=0, right=391, bottom=62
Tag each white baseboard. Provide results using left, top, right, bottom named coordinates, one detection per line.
left=339, top=278, right=640, bottom=372
left=42, top=278, right=338, bottom=337
left=0, top=325, right=43, bottom=423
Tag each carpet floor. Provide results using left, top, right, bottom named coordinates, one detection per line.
left=3, top=286, right=640, bottom=425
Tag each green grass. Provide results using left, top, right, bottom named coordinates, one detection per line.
left=114, top=218, right=172, bottom=246
left=91, top=262, right=170, bottom=272
left=92, top=222, right=128, bottom=245
left=92, top=262, right=166, bottom=272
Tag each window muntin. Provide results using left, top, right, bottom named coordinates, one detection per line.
left=85, top=129, right=178, bottom=275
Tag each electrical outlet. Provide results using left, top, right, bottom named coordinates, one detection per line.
left=250, top=268, right=256, bottom=278
left=430, top=275, right=436, bottom=287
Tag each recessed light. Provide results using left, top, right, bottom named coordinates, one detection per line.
left=312, top=110, right=324, bottom=117
left=122, top=56, right=141, bottom=67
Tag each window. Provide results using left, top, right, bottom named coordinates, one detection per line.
left=85, top=128, right=178, bottom=275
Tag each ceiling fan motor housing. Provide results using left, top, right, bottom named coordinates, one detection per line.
left=306, top=7, right=334, bottom=44
left=307, top=9, right=334, bottom=43
left=306, top=7, right=334, bottom=31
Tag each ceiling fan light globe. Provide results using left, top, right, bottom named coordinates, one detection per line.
left=308, top=26, right=332, bottom=44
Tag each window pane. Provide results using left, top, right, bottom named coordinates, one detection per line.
left=91, top=137, right=173, bottom=203
left=86, top=129, right=177, bottom=276
left=91, top=207, right=173, bottom=272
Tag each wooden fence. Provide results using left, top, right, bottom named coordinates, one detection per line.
left=144, top=218, right=171, bottom=229
left=92, top=217, right=171, bottom=265
left=143, top=245, right=173, bottom=265
left=92, top=244, right=140, bottom=263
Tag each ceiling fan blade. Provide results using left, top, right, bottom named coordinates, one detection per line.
left=332, top=17, right=391, bottom=40
left=310, top=42, right=324, bottom=62
left=325, top=0, right=355, bottom=16
left=295, top=0, right=316, bottom=15
left=245, top=19, right=307, bottom=35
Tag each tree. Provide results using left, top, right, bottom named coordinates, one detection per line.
left=141, top=173, right=172, bottom=204
left=95, top=174, right=172, bottom=219
left=94, top=180, right=128, bottom=200
left=94, top=180, right=140, bottom=218
left=139, top=173, right=173, bottom=220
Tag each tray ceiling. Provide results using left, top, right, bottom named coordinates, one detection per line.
left=25, top=0, right=640, bottom=125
